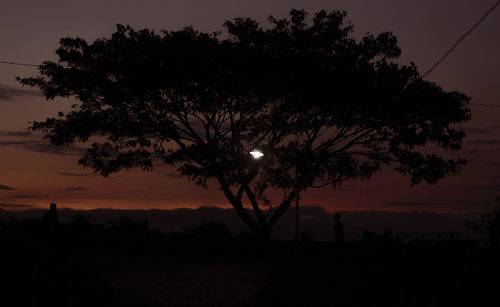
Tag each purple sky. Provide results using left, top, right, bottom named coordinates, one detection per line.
left=0, top=0, right=499, bottom=213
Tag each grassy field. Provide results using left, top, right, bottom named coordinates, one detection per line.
left=68, top=241, right=499, bottom=307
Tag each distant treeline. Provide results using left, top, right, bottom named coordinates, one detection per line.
left=0, top=208, right=492, bottom=253
left=0, top=206, right=482, bottom=242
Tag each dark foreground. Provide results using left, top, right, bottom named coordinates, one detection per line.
left=1, top=218, right=499, bottom=307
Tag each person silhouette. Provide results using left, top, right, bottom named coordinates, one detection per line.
left=488, top=212, right=500, bottom=247
left=43, top=202, right=59, bottom=225
left=333, top=212, right=344, bottom=244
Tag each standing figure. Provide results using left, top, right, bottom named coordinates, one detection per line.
left=333, top=212, right=344, bottom=244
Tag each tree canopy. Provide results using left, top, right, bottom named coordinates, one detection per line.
left=19, top=9, right=471, bottom=238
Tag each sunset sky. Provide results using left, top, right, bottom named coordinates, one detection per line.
left=1, top=0, right=499, bottom=213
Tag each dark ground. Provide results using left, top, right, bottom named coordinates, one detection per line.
left=1, top=217, right=499, bottom=307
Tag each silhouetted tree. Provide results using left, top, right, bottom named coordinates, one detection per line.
left=185, top=221, right=232, bottom=241
left=471, top=197, right=500, bottom=246
left=18, top=9, right=470, bottom=238
left=71, top=214, right=91, bottom=230
left=486, top=200, right=500, bottom=247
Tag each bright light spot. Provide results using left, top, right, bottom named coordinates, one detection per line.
left=250, top=150, right=264, bottom=159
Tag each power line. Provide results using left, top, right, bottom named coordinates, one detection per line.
left=421, top=0, right=500, bottom=78
left=0, top=60, right=38, bottom=67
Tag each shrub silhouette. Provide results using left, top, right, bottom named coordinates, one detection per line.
left=185, top=221, right=232, bottom=241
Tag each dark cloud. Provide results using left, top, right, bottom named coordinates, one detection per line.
left=0, top=184, right=15, bottom=190
left=0, top=130, right=32, bottom=137
left=0, top=140, right=32, bottom=146
left=57, top=172, right=95, bottom=177
left=465, top=185, right=500, bottom=192
left=469, top=139, right=500, bottom=145
left=13, top=195, right=38, bottom=199
left=65, top=186, right=86, bottom=191
left=465, top=127, right=491, bottom=135
left=164, top=172, right=182, bottom=178
left=386, top=201, right=442, bottom=207
left=472, top=175, right=500, bottom=180
left=482, top=160, right=500, bottom=167
left=0, top=84, right=41, bottom=101
left=466, top=148, right=498, bottom=156
left=333, top=187, right=356, bottom=192
left=0, top=203, right=34, bottom=208
left=21, top=143, right=82, bottom=155
left=0, top=140, right=82, bottom=155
